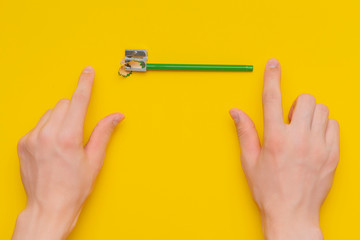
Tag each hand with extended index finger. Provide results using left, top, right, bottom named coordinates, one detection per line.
left=12, top=67, right=124, bottom=240
left=230, top=59, right=339, bottom=240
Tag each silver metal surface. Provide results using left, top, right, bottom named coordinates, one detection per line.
left=124, top=49, right=148, bottom=72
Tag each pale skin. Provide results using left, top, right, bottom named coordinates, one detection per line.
left=12, top=66, right=124, bottom=240
left=229, top=59, right=339, bottom=240
left=12, top=60, right=339, bottom=239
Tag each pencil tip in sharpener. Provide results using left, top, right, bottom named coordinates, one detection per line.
left=124, top=49, right=148, bottom=72
left=118, top=49, right=147, bottom=77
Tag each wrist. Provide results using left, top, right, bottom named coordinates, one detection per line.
left=12, top=205, right=79, bottom=240
left=260, top=209, right=323, bottom=240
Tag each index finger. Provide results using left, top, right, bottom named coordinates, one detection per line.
left=63, top=66, right=95, bottom=135
left=262, top=59, right=284, bottom=130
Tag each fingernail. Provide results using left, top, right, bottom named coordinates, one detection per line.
left=112, top=117, right=121, bottom=126
left=112, top=113, right=124, bottom=126
left=83, top=66, right=94, bottom=73
left=229, top=110, right=240, bottom=124
left=267, top=59, right=279, bottom=68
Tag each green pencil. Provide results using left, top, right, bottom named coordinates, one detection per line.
left=119, top=49, right=253, bottom=77
left=147, top=63, right=253, bottom=71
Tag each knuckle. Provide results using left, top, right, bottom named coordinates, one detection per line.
left=312, top=145, right=328, bottom=161
left=297, top=93, right=316, bottom=105
left=17, top=136, right=27, bottom=150
left=327, top=159, right=339, bottom=171
left=263, top=134, right=285, bottom=154
left=237, top=121, right=256, bottom=138
left=19, top=132, right=39, bottom=151
left=264, top=143, right=284, bottom=156
left=263, top=91, right=281, bottom=103
left=326, top=147, right=339, bottom=169
left=57, top=98, right=70, bottom=106
left=329, top=119, right=339, bottom=129
left=292, top=132, right=312, bottom=154
left=329, top=150, right=340, bottom=166
left=57, top=133, right=74, bottom=147
left=26, top=133, right=38, bottom=146
left=316, top=104, right=329, bottom=115
left=56, top=131, right=81, bottom=148
left=38, top=128, right=53, bottom=143
left=72, top=91, right=87, bottom=102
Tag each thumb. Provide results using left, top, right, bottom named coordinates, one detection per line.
left=85, top=112, right=124, bottom=171
left=229, top=108, right=261, bottom=168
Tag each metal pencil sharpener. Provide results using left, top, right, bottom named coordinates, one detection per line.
left=124, top=49, right=148, bottom=72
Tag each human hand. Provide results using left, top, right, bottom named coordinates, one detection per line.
left=229, top=59, right=339, bottom=240
left=12, top=67, right=124, bottom=240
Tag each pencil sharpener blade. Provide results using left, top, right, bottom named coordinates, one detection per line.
left=125, top=49, right=147, bottom=72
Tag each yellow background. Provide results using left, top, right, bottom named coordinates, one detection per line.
left=0, top=0, right=359, bottom=239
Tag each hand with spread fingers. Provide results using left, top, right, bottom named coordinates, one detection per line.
left=12, top=67, right=124, bottom=240
left=230, top=59, right=339, bottom=240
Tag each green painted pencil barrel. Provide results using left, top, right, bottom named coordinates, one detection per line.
left=146, top=64, right=253, bottom=71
